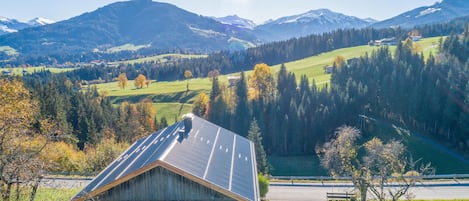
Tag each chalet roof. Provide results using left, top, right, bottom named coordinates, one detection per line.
left=72, top=114, right=259, bottom=201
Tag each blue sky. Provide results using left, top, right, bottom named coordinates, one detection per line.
left=1, top=0, right=439, bottom=23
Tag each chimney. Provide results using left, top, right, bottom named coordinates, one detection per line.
left=182, top=113, right=194, bottom=135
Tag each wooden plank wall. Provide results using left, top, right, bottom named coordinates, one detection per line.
left=92, top=166, right=237, bottom=201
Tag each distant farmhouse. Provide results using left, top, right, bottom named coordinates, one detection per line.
left=72, top=114, right=260, bottom=201
left=2, top=70, right=12, bottom=76
left=368, top=37, right=398, bottom=46
left=410, top=35, right=422, bottom=41
left=228, top=75, right=241, bottom=87
left=325, top=66, right=333, bottom=74
left=369, top=34, right=423, bottom=46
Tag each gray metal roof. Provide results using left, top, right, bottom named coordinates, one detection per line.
left=72, top=114, right=259, bottom=201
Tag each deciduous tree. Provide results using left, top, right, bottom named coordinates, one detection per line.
left=134, top=74, right=147, bottom=89
left=248, top=63, right=273, bottom=101
left=184, top=70, right=193, bottom=91
left=320, top=126, right=434, bottom=201
left=117, top=73, right=129, bottom=89
left=0, top=79, right=55, bottom=201
left=333, top=55, right=346, bottom=68
left=193, top=92, right=209, bottom=117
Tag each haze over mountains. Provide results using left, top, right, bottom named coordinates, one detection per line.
left=0, top=0, right=467, bottom=57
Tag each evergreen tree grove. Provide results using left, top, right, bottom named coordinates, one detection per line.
left=248, top=119, right=268, bottom=174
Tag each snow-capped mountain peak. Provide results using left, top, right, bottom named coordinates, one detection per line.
left=213, top=15, right=256, bottom=30
left=372, top=0, right=469, bottom=28
left=256, top=9, right=372, bottom=41
left=270, top=9, right=366, bottom=25
left=28, top=17, right=55, bottom=26
left=0, top=16, right=11, bottom=23
left=363, top=17, right=378, bottom=23
left=0, top=16, right=54, bottom=35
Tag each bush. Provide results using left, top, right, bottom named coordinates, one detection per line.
left=258, top=174, right=269, bottom=198
left=41, top=141, right=87, bottom=172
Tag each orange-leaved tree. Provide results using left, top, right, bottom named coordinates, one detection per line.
left=248, top=63, right=274, bottom=100
left=134, top=74, right=147, bottom=89
left=0, top=79, right=57, bottom=201
left=117, top=73, right=129, bottom=89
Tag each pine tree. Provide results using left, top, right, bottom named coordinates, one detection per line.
left=248, top=119, right=268, bottom=174
left=234, top=71, right=250, bottom=136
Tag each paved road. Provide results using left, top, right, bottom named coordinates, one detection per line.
left=267, top=181, right=469, bottom=201
left=41, top=177, right=469, bottom=200
left=41, top=177, right=91, bottom=189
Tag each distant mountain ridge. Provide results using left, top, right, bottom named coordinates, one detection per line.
left=0, top=0, right=258, bottom=55
left=0, top=16, right=54, bottom=35
left=372, top=0, right=469, bottom=28
left=213, top=15, right=256, bottom=30
left=27, top=17, right=55, bottom=26
left=255, top=9, right=373, bottom=41
left=1, top=0, right=467, bottom=59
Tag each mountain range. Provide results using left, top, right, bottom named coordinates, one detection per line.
left=213, top=15, right=257, bottom=30
left=255, top=9, right=373, bottom=41
left=372, top=0, right=469, bottom=28
left=0, top=0, right=467, bottom=57
left=0, top=0, right=258, bottom=55
left=0, top=17, right=54, bottom=35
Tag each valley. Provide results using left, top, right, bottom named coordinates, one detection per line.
left=0, top=0, right=468, bottom=200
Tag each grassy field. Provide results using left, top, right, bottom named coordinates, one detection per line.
left=0, top=45, right=18, bottom=55
left=268, top=116, right=469, bottom=176
left=111, top=53, right=208, bottom=65
left=363, top=118, right=469, bottom=174
left=14, top=187, right=80, bottom=201
left=153, top=102, right=194, bottom=122
left=268, top=155, right=327, bottom=176
left=97, top=37, right=441, bottom=124
left=3, top=66, right=77, bottom=75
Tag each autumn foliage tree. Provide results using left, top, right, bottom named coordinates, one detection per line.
left=134, top=74, right=147, bottom=89
left=117, top=73, right=129, bottom=89
left=248, top=63, right=274, bottom=100
left=333, top=55, right=346, bottom=68
left=0, top=79, right=56, bottom=201
left=184, top=70, right=193, bottom=91
left=137, top=99, right=156, bottom=132
left=85, top=133, right=129, bottom=173
left=193, top=92, right=209, bottom=117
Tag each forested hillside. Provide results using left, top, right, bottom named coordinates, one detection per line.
left=202, top=29, right=469, bottom=157
left=1, top=21, right=467, bottom=175
left=62, top=17, right=468, bottom=83
left=23, top=73, right=169, bottom=150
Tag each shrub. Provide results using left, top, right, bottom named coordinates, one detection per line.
left=258, top=174, right=269, bottom=198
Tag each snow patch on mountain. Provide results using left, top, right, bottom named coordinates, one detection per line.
left=189, top=26, right=227, bottom=38
left=0, top=17, right=12, bottom=23
left=0, top=25, right=17, bottom=33
left=417, top=7, right=442, bottom=18
left=28, top=17, right=55, bottom=26
left=213, top=15, right=256, bottom=30
left=270, top=9, right=368, bottom=26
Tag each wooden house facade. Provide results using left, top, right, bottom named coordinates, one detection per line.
left=72, top=114, right=259, bottom=201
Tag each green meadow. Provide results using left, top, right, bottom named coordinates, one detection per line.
left=111, top=53, right=208, bottom=65
left=97, top=37, right=440, bottom=124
